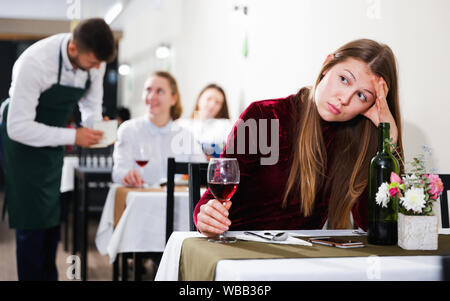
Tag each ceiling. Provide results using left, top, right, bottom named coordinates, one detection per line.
left=0, top=0, right=125, bottom=28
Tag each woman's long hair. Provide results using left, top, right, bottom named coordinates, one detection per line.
left=282, top=39, right=403, bottom=229
left=191, top=84, right=230, bottom=119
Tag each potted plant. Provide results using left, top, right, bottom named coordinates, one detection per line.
left=374, top=145, right=444, bottom=250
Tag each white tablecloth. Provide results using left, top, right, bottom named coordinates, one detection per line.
left=155, top=230, right=448, bottom=281
left=95, top=184, right=200, bottom=263
left=60, top=156, right=79, bottom=193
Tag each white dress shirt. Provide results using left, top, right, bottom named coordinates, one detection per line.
left=112, top=116, right=206, bottom=186
left=2, top=33, right=105, bottom=147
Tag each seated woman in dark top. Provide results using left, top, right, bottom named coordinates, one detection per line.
left=194, top=39, right=404, bottom=237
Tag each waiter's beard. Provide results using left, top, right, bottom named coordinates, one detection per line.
left=69, top=54, right=87, bottom=71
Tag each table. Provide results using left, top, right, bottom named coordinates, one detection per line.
left=73, top=166, right=112, bottom=281
left=95, top=184, right=203, bottom=264
left=60, top=156, right=79, bottom=252
left=155, top=229, right=450, bottom=281
left=60, top=155, right=79, bottom=193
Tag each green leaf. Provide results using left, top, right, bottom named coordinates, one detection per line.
left=384, top=213, right=398, bottom=222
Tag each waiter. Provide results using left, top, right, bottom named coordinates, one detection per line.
left=0, top=18, right=116, bottom=281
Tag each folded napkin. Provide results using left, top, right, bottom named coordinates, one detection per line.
left=439, top=228, right=450, bottom=235
left=235, top=231, right=313, bottom=246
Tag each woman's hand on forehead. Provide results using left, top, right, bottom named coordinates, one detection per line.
left=361, top=76, right=398, bottom=144
left=374, top=76, right=389, bottom=97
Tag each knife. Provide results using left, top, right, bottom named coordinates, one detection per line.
left=244, top=231, right=272, bottom=241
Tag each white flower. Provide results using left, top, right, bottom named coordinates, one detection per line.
left=400, top=187, right=426, bottom=214
left=375, top=182, right=390, bottom=208
left=403, top=174, right=418, bottom=188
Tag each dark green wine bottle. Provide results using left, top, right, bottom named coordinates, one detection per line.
left=368, top=122, right=399, bottom=245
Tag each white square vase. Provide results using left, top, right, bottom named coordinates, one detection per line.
left=398, top=213, right=438, bottom=250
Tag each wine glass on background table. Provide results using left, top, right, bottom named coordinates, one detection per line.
left=207, top=158, right=240, bottom=243
left=134, top=144, right=151, bottom=188
left=201, top=142, right=225, bottom=160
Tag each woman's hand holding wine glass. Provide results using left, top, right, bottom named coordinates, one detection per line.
left=197, top=199, right=232, bottom=237
left=122, top=144, right=151, bottom=188
left=197, top=158, right=240, bottom=243
left=122, top=169, right=145, bottom=187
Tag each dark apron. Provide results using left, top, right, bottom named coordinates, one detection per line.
left=1, top=46, right=91, bottom=230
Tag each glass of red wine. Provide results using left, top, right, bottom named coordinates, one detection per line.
left=134, top=144, right=151, bottom=188
left=207, top=158, right=240, bottom=243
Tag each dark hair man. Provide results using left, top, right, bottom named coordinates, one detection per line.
left=0, top=18, right=116, bottom=281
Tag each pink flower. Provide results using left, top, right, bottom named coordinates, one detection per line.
left=425, top=174, right=444, bottom=199
left=389, top=187, right=401, bottom=198
left=390, top=172, right=403, bottom=184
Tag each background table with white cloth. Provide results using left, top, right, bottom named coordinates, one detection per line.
left=155, top=229, right=450, bottom=281
left=60, top=155, right=79, bottom=193
left=95, top=184, right=205, bottom=263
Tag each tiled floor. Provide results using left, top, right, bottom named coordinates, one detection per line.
left=0, top=197, right=156, bottom=281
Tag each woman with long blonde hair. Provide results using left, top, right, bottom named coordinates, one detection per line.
left=112, top=71, right=204, bottom=187
left=195, top=39, right=403, bottom=236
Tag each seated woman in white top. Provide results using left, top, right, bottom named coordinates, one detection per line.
left=112, top=71, right=205, bottom=187
left=176, top=84, right=233, bottom=159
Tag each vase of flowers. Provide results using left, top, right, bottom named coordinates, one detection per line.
left=375, top=146, right=444, bottom=250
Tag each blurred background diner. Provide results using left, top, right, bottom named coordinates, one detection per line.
left=0, top=0, right=449, bottom=281
left=112, top=71, right=205, bottom=188
left=176, top=83, right=233, bottom=160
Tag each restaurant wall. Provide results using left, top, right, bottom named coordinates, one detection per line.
left=116, top=0, right=184, bottom=117
left=117, top=0, right=450, bottom=173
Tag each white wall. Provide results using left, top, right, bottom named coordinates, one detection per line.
left=116, top=0, right=184, bottom=117
left=116, top=0, right=450, bottom=173
left=0, top=0, right=120, bottom=21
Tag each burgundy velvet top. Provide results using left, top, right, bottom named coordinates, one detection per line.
left=193, top=94, right=368, bottom=231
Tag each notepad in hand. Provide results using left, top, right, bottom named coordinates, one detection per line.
left=90, top=120, right=118, bottom=148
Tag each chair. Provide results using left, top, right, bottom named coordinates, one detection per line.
left=443, top=256, right=450, bottom=281
left=439, top=174, right=450, bottom=228
left=166, top=157, right=189, bottom=242
left=188, top=162, right=209, bottom=231
left=77, top=144, right=114, bottom=169
left=441, top=175, right=450, bottom=280
left=72, top=145, right=114, bottom=281
left=130, top=157, right=189, bottom=281
left=130, top=158, right=208, bottom=281
left=69, top=145, right=114, bottom=249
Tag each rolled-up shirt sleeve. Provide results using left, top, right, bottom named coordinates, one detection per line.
left=7, top=55, right=76, bottom=147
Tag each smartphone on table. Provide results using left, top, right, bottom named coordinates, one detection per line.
left=308, top=237, right=365, bottom=248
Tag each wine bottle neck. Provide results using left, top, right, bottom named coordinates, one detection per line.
left=378, top=123, right=391, bottom=153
